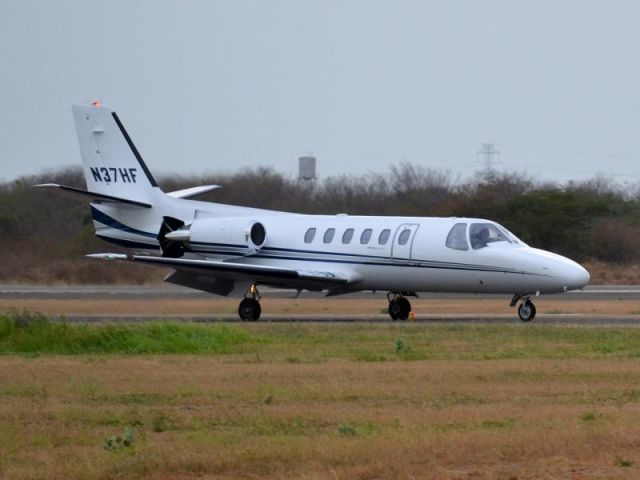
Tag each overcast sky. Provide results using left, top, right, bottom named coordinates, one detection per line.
left=1, top=1, right=639, bottom=184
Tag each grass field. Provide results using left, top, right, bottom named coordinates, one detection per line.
left=2, top=313, right=640, bottom=479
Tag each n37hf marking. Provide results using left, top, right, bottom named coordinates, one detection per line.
left=89, top=167, right=138, bottom=184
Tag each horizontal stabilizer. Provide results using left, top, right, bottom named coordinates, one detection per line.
left=167, top=185, right=222, bottom=199
left=34, top=184, right=152, bottom=208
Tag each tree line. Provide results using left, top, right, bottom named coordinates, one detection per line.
left=1, top=163, right=639, bottom=282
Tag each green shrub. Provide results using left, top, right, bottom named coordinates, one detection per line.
left=103, top=426, right=135, bottom=450
left=338, top=423, right=357, bottom=437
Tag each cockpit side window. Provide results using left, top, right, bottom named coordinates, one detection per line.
left=469, top=223, right=511, bottom=250
left=446, top=223, right=469, bottom=251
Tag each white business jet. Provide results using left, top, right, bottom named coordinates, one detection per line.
left=37, top=103, right=590, bottom=321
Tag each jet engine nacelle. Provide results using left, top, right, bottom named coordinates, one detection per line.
left=185, top=217, right=268, bottom=256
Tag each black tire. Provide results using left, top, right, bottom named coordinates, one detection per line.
left=518, top=300, right=536, bottom=322
left=396, top=297, right=411, bottom=321
left=238, top=298, right=261, bottom=321
left=388, top=299, right=401, bottom=321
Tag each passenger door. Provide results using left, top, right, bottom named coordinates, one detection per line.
left=391, top=223, right=420, bottom=263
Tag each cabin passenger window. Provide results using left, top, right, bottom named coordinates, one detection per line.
left=469, top=223, right=511, bottom=250
left=360, top=228, right=373, bottom=244
left=304, top=228, right=316, bottom=243
left=398, top=229, right=411, bottom=245
left=342, top=228, right=354, bottom=244
left=378, top=229, right=391, bottom=245
left=446, top=223, right=469, bottom=251
left=323, top=228, right=336, bottom=244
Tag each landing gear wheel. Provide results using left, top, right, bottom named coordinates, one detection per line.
left=388, top=296, right=412, bottom=321
left=396, top=297, right=411, bottom=321
left=238, top=298, right=261, bottom=321
left=388, top=299, right=401, bottom=321
left=518, top=300, right=536, bottom=322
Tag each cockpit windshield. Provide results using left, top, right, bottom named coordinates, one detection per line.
left=495, top=223, right=523, bottom=245
left=469, top=223, right=511, bottom=250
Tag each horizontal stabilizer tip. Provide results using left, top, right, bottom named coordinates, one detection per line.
left=167, top=185, right=222, bottom=199
left=86, top=253, right=129, bottom=261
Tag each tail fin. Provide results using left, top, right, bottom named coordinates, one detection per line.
left=72, top=103, right=159, bottom=204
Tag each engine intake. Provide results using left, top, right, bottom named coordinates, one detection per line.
left=249, top=222, right=265, bottom=245
left=246, top=222, right=266, bottom=255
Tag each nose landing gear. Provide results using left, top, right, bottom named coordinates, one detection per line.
left=387, top=293, right=412, bottom=321
left=238, top=284, right=261, bottom=321
left=511, top=294, right=536, bottom=322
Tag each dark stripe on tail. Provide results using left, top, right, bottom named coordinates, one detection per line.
left=111, top=112, right=158, bottom=187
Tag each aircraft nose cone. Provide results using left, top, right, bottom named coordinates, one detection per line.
left=563, top=262, right=590, bottom=291
left=528, top=248, right=591, bottom=293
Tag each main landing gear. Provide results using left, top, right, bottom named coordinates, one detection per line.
left=387, top=293, right=412, bottom=321
left=238, top=284, right=261, bottom=321
left=511, top=294, right=537, bottom=322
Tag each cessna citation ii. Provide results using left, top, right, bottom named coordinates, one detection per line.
left=37, top=103, right=590, bottom=322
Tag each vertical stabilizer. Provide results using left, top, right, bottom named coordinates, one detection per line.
left=72, top=103, right=158, bottom=204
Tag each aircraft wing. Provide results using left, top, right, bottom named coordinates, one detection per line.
left=87, top=253, right=351, bottom=294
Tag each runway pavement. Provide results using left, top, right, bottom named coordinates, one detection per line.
left=2, top=284, right=640, bottom=300
left=3, top=284, right=640, bottom=325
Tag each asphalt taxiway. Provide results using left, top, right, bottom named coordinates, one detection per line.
left=2, top=284, right=639, bottom=325
left=2, top=284, right=639, bottom=301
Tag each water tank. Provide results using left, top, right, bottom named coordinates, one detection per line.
left=298, top=156, right=317, bottom=181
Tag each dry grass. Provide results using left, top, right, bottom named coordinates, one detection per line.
left=2, top=296, right=640, bottom=317
left=583, top=260, right=640, bottom=285
left=1, top=352, right=640, bottom=479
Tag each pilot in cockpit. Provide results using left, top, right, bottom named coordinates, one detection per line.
left=471, top=227, right=490, bottom=249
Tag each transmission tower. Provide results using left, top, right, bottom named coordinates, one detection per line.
left=477, top=143, right=500, bottom=171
